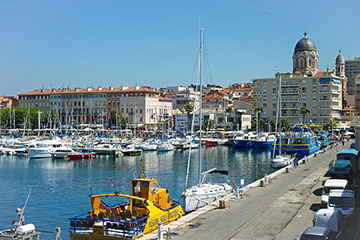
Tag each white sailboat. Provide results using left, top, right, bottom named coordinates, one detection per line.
left=270, top=75, right=294, bottom=168
left=182, top=28, right=233, bottom=213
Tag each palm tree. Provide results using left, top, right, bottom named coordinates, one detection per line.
left=184, top=104, right=194, bottom=132
left=254, top=107, right=263, bottom=132
left=298, top=107, right=310, bottom=125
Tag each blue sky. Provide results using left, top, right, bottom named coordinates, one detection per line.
left=1, top=0, right=359, bottom=95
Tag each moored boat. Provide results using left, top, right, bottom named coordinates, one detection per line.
left=272, top=125, right=320, bottom=159
left=270, top=154, right=294, bottom=168
left=66, top=151, right=96, bottom=160
left=121, top=145, right=142, bottom=156
left=157, top=143, right=174, bottom=152
left=253, top=134, right=276, bottom=149
left=69, top=176, right=184, bottom=239
left=229, top=132, right=257, bottom=148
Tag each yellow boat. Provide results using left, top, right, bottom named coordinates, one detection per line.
left=69, top=177, right=184, bottom=240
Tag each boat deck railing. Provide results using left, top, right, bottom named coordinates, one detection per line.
left=69, top=212, right=148, bottom=239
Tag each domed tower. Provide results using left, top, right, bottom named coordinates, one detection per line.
left=335, top=50, right=345, bottom=78
left=292, top=32, right=319, bottom=76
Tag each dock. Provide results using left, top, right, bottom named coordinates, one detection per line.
left=142, top=140, right=359, bottom=240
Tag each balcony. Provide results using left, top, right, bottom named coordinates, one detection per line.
left=281, top=98, right=299, bottom=103
left=282, top=113, right=299, bottom=117
left=331, top=90, right=341, bottom=94
left=252, top=84, right=261, bottom=88
left=319, top=105, right=329, bottom=109
left=282, top=106, right=299, bottom=110
left=281, top=90, right=299, bottom=95
left=331, top=105, right=342, bottom=110
left=319, top=89, right=329, bottom=93
left=318, top=98, right=332, bottom=102
left=282, top=82, right=299, bottom=87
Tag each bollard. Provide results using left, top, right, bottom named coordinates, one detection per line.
left=158, top=222, right=163, bottom=240
left=219, top=200, right=226, bottom=209
left=236, top=186, right=240, bottom=199
left=285, top=167, right=289, bottom=173
left=302, top=159, right=306, bottom=164
left=260, top=180, right=265, bottom=187
left=264, top=174, right=268, bottom=184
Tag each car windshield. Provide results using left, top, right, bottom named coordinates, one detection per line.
left=329, top=196, right=354, bottom=208
left=323, top=187, right=344, bottom=194
left=300, top=235, right=325, bottom=240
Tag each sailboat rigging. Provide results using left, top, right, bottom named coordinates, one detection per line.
left=270, top=74, right=294, bottom=168
left=182, top=28, right=233, bottom=213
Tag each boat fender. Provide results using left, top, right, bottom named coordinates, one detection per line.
left=16, top=224, right=36, bottom=235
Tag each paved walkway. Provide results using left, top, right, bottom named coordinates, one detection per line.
left=163, top=141, right=353, bottom=240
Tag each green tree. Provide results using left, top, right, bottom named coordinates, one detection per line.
left=184, top=104, right=194, bottom=132
left=110, top=109, right=122, bottom=126
left=280, top=118, right=290, bottom=131
left=325, top=119, right=337, bottom=130
left=254, top=107, right=263, bottom=132
left=0, top=107, right=44, bottom=129
left=298, top=107, right=310, bottom=125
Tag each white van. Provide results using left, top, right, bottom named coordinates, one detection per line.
left=328, top=189, right=355, bottom=218
left=313, top=209, right=344, bottom=238
left=321, top=179, right=348, bottom=207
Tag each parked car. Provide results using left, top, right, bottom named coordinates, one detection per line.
left=321, top=179, right=348, bottom=207
left=313, top=209, right=344, bottom=238
left=328, top=189, right=355, bottom=219
left=336, top=149, right=360, bottom=173
left=299, top=226, right=339, bottom=240
left=329, top=160, right=353, bottom=184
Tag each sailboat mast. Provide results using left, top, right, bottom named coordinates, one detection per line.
left=279, top=76, right=282, bottom=154
left=198, top=28, right=203, bottom=185
left=272, top=75, right=281, bottom=159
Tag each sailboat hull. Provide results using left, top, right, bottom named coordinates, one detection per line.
left=183, top=183, right=233, bottom=213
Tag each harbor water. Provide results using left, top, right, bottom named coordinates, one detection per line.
left=0, top=146, right=275, bottom=239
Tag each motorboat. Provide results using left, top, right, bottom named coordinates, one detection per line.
left=51, top=148, right=77, bottom=159
left=28, top=139, right=71, bottom=159
left=69, top=175, right=184, bottom=239
left=138, top=143, right=158, bottom=151
left=121, top=145, right=142, bottom=156
left=229, top=132, right=257, bottom=148
left=253, top=133, right=276, bottom=149
left=157, top=143, right=174, bottom=152
left=66, top=151, right=96, bottom=160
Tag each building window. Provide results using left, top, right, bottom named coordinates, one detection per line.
left=309, top=59, right=312, bottom=66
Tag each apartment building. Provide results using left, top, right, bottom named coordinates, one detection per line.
left=354, top=74, right=360, bottom=112
left=18, top=86, right=172, bottom=128
left=164, top=86, right=199, bottom=111
left=252, top=33, right=345, bottom=125
left=0, top=96, right=18, bottom=109
left=345, top=57, right=360, bottom=95
left=252, top=72, right=342, bottom=125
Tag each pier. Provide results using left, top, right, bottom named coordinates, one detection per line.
left=142, top=140, right=359, bottom=240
